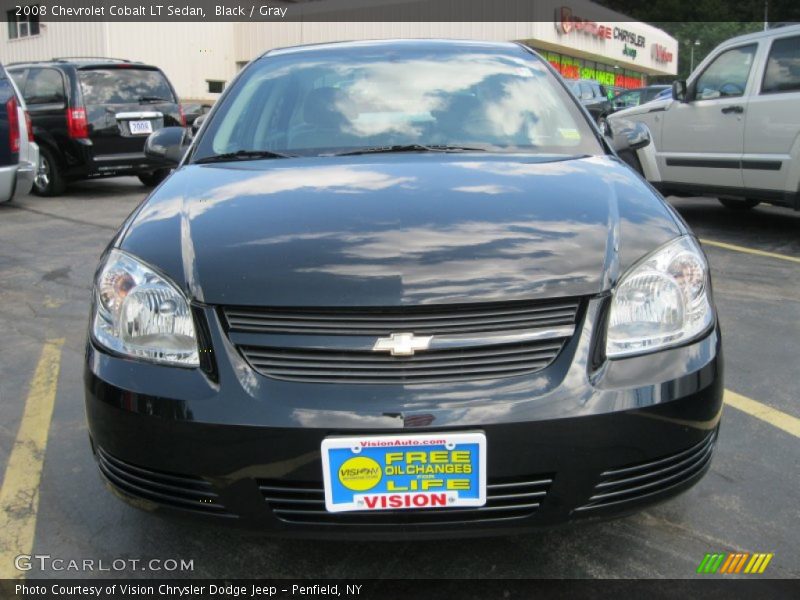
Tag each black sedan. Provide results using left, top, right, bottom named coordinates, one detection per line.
left=85, top=40, right=722, bottom=538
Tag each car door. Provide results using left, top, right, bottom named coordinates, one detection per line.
left=77, top=66, right=183, bottom=160
left=21, top=67, right=69, bottom=150
left=659, top=43, right=758, bottom=189
left=743, top=34, right=800, bottom=196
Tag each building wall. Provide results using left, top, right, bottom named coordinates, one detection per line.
left=2, top=22, right=106, bottom=64
left=1, top=21, right=236, bottom=101
left=106, top=22, right=236, bottom=100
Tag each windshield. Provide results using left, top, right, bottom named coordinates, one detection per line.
left=193, top=44, right=602, bottom=159
left=78, top=68, right=176, bottom=105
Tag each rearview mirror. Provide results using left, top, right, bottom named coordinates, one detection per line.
left=606, top=119, right=651, bottom=153
left=672, top=80, right=688, bottom=102
left=144, top=127, right=188, bottom=166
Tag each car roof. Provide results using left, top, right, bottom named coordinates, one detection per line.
left=7, top=57, right=157, bottom=70
left=264, top=38, right=523, bottom=58
left=716, top=23, right=800, bottom=47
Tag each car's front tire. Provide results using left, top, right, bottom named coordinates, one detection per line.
left=138, top=169, right=170, bottom=188
left=718, top=198, right=760, bottom=210
left=32, top=147, right=66, bottom=197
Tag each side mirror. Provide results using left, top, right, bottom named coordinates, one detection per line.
left=606, top=118, right=651, bottom=153
left=672, top=80, right=688, bottom=102
left=144, top=127, right=188, bottom=166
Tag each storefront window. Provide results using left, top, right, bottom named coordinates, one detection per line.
left=535, top=48, right=645, bottom=90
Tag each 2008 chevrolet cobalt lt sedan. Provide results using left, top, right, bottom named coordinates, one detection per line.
left=85, top=40, right=723, bottom=538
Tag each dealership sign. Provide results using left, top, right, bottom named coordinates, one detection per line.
left=652, top=43, right=675, bottom=63
left=554, top=6, right=612, bottom=39
left=556, top=7, right=650, bottom=62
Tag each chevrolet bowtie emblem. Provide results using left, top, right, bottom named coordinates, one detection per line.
left=372, top=332, right=433, bottom=357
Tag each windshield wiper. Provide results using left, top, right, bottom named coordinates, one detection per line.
left=195, top=149, right=295, bottom=164
left=138, top=96, right=172, bottom=103
left=331, top=144, right=488, bottom=157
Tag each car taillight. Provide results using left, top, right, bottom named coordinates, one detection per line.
left=6, top=97, right=20, bottom=153
left=178, top=104, right=186, bottom=127
left=24, top=111, right=33, bottom=141
left=67, top=107, right=89, bottom=139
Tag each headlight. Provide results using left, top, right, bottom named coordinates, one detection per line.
left=607, top=236, right=713, bottom=358
left=92, top=249, right=199, bottom=366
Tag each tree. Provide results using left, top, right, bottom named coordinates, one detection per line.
left=651, top=22, right=762, bottom=81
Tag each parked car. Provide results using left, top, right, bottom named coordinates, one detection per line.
left=85, top=40, right=722, bottom=537
left=8, top=58, right=184, bottom=196
left=180, top=101, right=212, bottom=127
left=609, top=24, right=800, bottom=210
left=568, top=79, right=614, bottom=128
left=0, top=63, right=38, bottom=203
left=652, top=87, right=673, bottom=102
left=612, top=85, right=671, bottom=111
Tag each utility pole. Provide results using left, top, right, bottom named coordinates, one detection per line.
left=689, top=40, right=701, bottom=74
left=764, top=0, right=769, bottom=30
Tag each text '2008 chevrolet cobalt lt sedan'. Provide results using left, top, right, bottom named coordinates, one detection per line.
left=85, top=40, right=723, bottom=538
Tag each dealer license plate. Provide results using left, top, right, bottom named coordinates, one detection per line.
left=321, top=432, right=486, bottom=513
left=129, top=120, right=153, bottom=135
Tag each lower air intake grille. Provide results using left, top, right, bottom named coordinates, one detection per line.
left=258, top=475, right=553, bottom=525
left=576, top=431, right=716, bottom=512
left=96, top=447, right=234, bottom=517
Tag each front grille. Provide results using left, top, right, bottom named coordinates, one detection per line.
left=575, top=431, right=716, bottom=512
left=240, top=339, right=565, bottom=384
left=224, top=298, right=582, bottom=384
left=96, top=447, right=235, bottom=517
left=258, top=475, right=553, bottom=525
left=223, top=298, right=580, bottom=336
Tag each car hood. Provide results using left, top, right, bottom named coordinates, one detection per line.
left=119, top=154, right=682, bottom=306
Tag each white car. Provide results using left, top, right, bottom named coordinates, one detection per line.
left=609, top=24, right=800, bottom=211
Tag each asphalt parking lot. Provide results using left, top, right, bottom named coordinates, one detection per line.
left=0, top=178, right=798, bottom=579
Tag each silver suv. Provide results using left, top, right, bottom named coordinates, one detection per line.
left=609, top=24, right=800, bottom=211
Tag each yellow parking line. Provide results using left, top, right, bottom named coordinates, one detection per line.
left=700, top=239, right=800, bottom=265
left=725, top=389, right=800, bottom=438
left=0, top=339, right=64, bottom=579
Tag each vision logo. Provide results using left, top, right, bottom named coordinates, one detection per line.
left=697, top=552, right=774, bottom=574
left=338, top=456, right=382, bottom=491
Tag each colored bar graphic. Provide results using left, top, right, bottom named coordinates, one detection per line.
left=699, top=552, right=773, bottom=575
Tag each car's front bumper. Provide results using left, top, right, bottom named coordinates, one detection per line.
left=84, top=297, right=723, bottom=539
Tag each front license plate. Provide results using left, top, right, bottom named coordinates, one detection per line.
left=128, top=120, right=153, bottom=135
left=321, top=432, right=486, bottom=513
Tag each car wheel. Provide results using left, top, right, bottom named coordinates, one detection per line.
left=138, top=169, right=171, bottom=188
left=33, top=147, right=67, bottom=197
left=718, top=198, right=760, bottom=210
